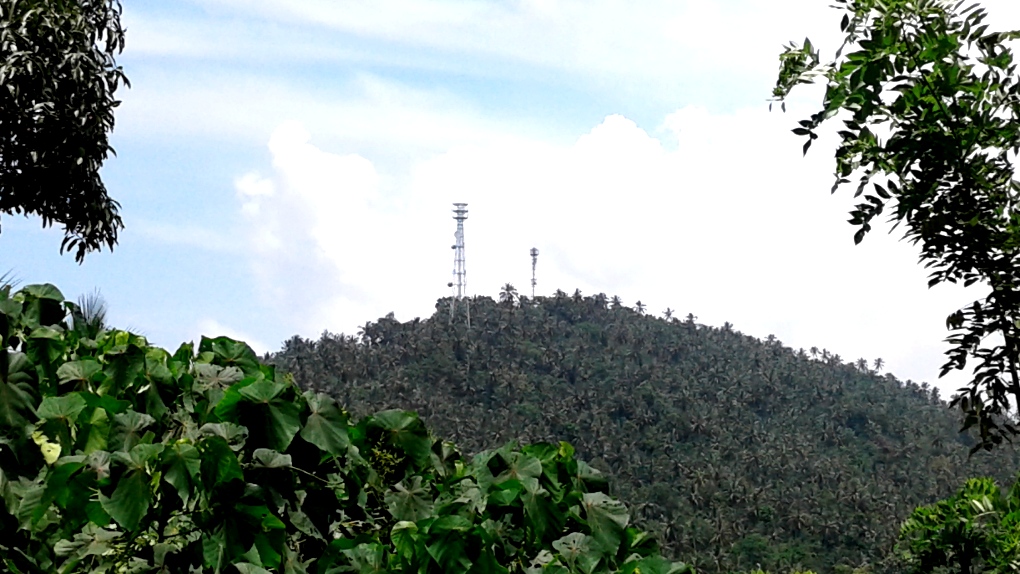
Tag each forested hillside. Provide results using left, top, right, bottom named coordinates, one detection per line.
left=271, top=292, right=1020, bottom=573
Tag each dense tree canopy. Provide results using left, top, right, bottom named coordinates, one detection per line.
left=273, top=293, right=1020, bottom=573
left=772, top=0, right=1020, bottom=450
left=0, top=0, right=128, bottom=261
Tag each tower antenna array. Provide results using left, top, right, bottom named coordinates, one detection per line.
left=530, top=247, right=539, bottom=298
left=449, top=203, right=469, bottom=326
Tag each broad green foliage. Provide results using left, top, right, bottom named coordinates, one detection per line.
left=898, top=476, right=1020, bottom=574
left=273, top=293, right=1020, bottom=573
left=0, top=283, right=689, bottom=574
left=772, top=0, right=1020, bottom=451
left=0, top=0, right=127, bottom=260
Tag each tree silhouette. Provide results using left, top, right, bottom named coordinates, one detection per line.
left=1, top=0, right=129, bottom=261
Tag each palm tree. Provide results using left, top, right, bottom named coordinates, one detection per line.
left=0, top=270, right=18, bottom=289
left=71, top=289, right=108, bottom=339
left=635, top=301, right=646, bottom=314
left=873, top=357, right=884, bottom=373
left=663, top=308, right=674, bottom=320
left=499, top=283, right=518, bottom=306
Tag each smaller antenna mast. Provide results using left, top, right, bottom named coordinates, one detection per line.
left=530, top=247, right=539, bottom=298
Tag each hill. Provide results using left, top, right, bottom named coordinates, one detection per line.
left=270, top=291, right=1020, bottom=573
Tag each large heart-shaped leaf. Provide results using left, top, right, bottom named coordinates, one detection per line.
left=300, top=392, right=350, bottom=456
left=37, top=393, right=86, bottom=422
left=237, top=380, right=301, bottom=451
left=200, top=336, right=261, bottom=376
left=109, top=410, right=155, bottom=452
left=57, top=359, right=101, bottom=386
left=83, top=407, right=111, bottom=454
left=100, top=469, right=151, bottom=531
left=581, top=492, right=629, bottom=554
left=386, top=476, right=433, bottom=522
left=163, top=442, right=200, bottom=505
left=199, top=436, right=244, bottom=490
left=0, top=377, right=35, bottom=430
left=367, top=410, right=432, bottom=467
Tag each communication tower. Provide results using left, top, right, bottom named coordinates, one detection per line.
left=448, top=203, right=470, bottom=327
left=530, top=247, right=539, bottom=298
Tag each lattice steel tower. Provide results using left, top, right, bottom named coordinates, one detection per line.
left=449, top=203, right=469, bottom=326
left=530, top=247, right=539, bottom=298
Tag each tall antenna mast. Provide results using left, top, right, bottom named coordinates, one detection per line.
left=450, top=203, right=469, bottom=326
left=530, top=247, right=539, bottom=298
left=452, top=203, right=468, bottom=298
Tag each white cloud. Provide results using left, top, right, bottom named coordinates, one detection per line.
left=194, top=319, right=272, bottom=356
left=237, top=105, right=980, bottom=395
left=112, top=0, right=1020, bottom=396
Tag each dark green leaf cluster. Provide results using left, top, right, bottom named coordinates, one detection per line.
left=0, top=283, right=687, bottom=573
left=273, top=293, right=1020, bottom=573
left=772, top=0, right=1020, bottom=451
left=898, top=475, right=1020, bottom=573
left=0, top=0, right=128, bottom=260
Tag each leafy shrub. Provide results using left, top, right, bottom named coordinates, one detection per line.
left=0, top=283, right=691, bottom=573
left=898, top=476, right=1020, bottom=574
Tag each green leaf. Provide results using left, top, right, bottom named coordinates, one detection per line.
left=238, top=504, right=287, bottom=531
left=619, top=556, right=693, bottom=574
left=203, top=525, right=229, bottom=572
left=0, top=377, right=35, bottom=430
left=342, top=543, right=388, bottom=574
left=367, top=410, right=432, bottom=467
left=100, top=469, right=151, bottom=531
left=252, top=448, right=292, bottom=468
left=523, top=486, right=562, bottom=544
left=234, top=563, right=273, bottom=574
left=201, top=336, right=261, bottom=376
left=23, top=284, right=64, bottom=302
left=424, top=519, right=473, bottom=574
left=200, top=436, right=244, bottom=490
left=21, top=285, right=65, bottom=328
left=581, top=492, right=629, bottom=554
left=238, top=380, right=301, bottom=451
left=391, top=521, right=418, bottom=561
left=386, top=476, right=433, bottom=522
left=56, top=359, right=101, bottom=386
left=194, top=363, right=244, bottom=387
left=288, top=506, right=323, bottom=540
left=122, top=443, right=164, bottom=469
left=109, top=410, right=155, bottom=452
left=200, top=422, right=250, bottom=450
left=83, top=407, right=110, bottom=454
left=552, top=532, right=590, bottom=564
left=494, top=451, right=542, bottom=494
left=36, top=393, right=86, bottom=422
left=163, top=442, right=200, bottom=505
left=299, top=392, right=350, bottom=456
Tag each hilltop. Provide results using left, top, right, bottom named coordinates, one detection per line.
left=271, top=292, right=1020, bottom=573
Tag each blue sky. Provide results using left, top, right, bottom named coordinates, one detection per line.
left=5, top=0, right=1020, bottom=394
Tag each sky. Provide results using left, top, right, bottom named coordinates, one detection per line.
left=4, top=0, right=1020, bottom=396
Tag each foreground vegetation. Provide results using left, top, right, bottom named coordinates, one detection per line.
left=274, top=293, right=1020, bottom=572
left=0, top=283, right=690, bottom=573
